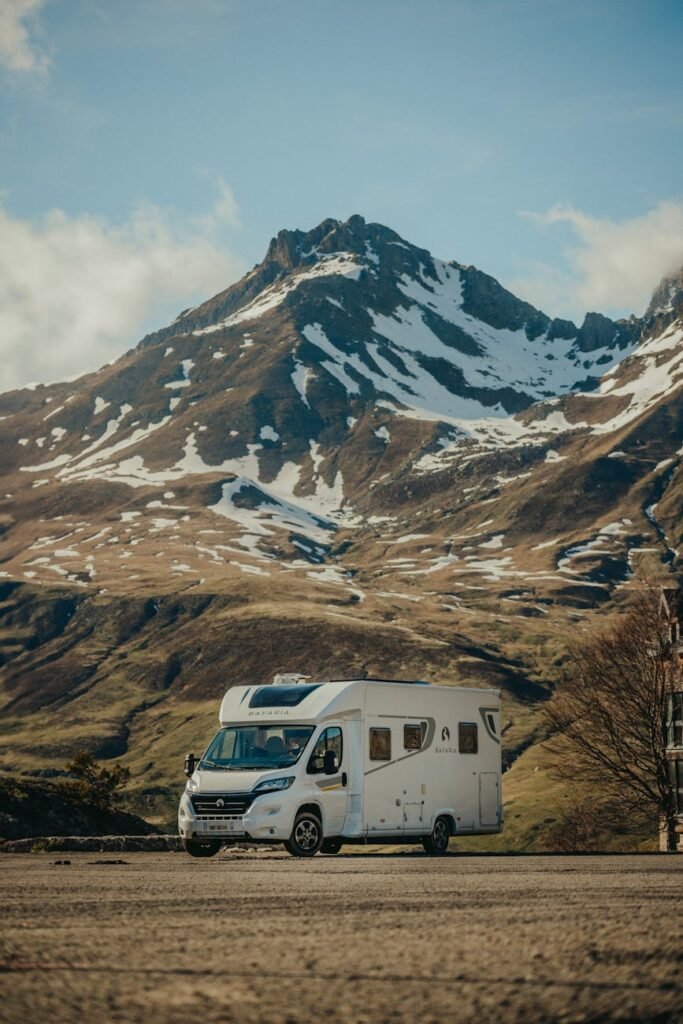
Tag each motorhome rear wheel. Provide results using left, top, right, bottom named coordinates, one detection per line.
left=422, top=816, right=450, bottom=855
left=182, top=837, right=221, bottom=858
left=284, top=811, right=323, bottom=856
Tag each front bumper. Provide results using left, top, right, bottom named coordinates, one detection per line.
left=178, top=791, right=294, bottom=841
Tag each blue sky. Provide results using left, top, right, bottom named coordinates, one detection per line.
left=1, top=0, right=682, bottom=389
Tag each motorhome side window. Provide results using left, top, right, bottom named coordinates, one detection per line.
left=369, top=727, right=391, bottom=761
left=459, top=722, right=478, bottom=754
left=307, top=727, right=343, bottom=774
left=404, top=724, right=422, bottom=750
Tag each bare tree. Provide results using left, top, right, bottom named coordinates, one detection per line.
left=543, top=589, right=681, bottom=852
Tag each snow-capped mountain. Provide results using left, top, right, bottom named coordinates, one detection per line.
left=0, top=215, right=677, bottom=583
left=0, top=214, right=681, bottom=832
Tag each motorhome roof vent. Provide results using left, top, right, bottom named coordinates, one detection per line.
left=250, top=684, right=320, bottom=708
left=273, top=672, right=311, bottom=686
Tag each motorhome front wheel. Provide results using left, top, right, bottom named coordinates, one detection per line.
left=182, top=837, right=222, bottom=858
left=284, top=811, right=323, bottom=856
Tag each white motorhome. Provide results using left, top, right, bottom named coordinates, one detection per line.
left=178, top=675, right=503, bottom=857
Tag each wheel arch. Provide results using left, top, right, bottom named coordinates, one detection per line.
left=430, top=810, right=457, bottom=835
left=297, top=801, right=323, bottom=825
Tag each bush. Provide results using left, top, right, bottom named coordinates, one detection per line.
left=545, top=800, right=603, bottom=853
left=65, top=752, right=131, bottom=811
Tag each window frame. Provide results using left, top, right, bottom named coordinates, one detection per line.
left=458, top=721, right=479, bottom=754
left=670, top=759, right=683, bottom=815
left=668, top=692, right=683, bottom=748
left=369, top=726, right=392, bottom=762
left=403, top=724, right=423, bottom=751
left=306, top=726, right=343, bottom=775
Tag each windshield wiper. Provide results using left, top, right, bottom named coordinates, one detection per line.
left=225, top=762, right=280, bottom=770
left=198, top=759, right=229, bottom=771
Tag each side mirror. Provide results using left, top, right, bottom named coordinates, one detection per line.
left=323, top=749, right=337, bottom=775
left=184, top=752, right=196, bottom=778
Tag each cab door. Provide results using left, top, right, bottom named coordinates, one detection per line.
left=306, top=725, right=348, bottom=835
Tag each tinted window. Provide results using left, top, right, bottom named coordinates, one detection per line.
left=670, top=760, right=683, bottom=814
left=249, top=684, right=320, bottom=708
left=669, top=693, right=683, bottom=748
left=307, top=727, right=343, bottom=774
left=404, top=724, right=422, bottom=751
left=459, top=722, right=478, bottom=754
left=369, top=727, right=391, bottom=761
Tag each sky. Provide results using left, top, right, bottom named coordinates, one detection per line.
left=1, top=0, right=682, bottom=391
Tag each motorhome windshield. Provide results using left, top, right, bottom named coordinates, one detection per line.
left=200, top=724, right=315, bottom=771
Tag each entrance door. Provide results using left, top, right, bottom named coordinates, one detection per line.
left=479, top=772, right=500, bottom=827
left=363, top=723, right=403, bottom=832
left=307, top=724, right=349, bottom=835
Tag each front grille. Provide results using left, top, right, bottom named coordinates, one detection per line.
left=190, top=793, right=254, bottom=816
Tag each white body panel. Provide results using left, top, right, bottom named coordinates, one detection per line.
left=178, top=679, right=503, bottom=844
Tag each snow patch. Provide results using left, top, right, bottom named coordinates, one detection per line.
left=479, top=534, right=504, bottom=549
left=291, top=360, right=313, bottom=408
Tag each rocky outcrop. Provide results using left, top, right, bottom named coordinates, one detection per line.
left=0, top=776, right=160, bottom=840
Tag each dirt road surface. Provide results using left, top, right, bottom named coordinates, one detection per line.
left=1, top=851, right=682, bottom=1024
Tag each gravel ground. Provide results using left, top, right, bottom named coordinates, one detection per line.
left=1, top=850, right=682, bottom=1024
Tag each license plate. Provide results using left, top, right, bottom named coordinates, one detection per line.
left=224, top=819, right=245, bottom=834
left=200, top=819, right=245, bottom=835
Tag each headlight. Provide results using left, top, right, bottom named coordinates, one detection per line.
left=252, top=776, right=295, bottom=794
left=185, top=777, right=199, bottom=793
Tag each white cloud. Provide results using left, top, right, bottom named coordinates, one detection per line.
left=0, top=189, right=246, bottom=393
left=0, top=0, right=49, bottom=75
left=192, top=176, right=240, bottom=232
left=508, top=201, right=683, bottom=322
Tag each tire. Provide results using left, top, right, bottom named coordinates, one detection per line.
left=284, top=811, right=323, bottom=857
left=182, top=836, right=222, bottom=858
left=422, top=816, right=451, bottom=856
left=320, top=839, right=343, bottom=855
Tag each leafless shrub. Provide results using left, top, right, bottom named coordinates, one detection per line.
left=546, top=799, right=604, bottom=853
left=542, top=588, right=681, bottom=851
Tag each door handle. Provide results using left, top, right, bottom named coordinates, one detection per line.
left=341, top=772, right=348, bottom=787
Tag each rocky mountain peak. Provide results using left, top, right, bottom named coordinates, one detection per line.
left=645, top=266, right=683, bottom=322
left=263, top=214, right=410, bottom=273
left=574, top=311, right=640, bottom=354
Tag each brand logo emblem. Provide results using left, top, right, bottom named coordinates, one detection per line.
left=216, top=798, right=225, bottom=808
left=441, top=726, right=450, bottom=741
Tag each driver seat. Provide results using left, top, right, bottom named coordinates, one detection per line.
left=265, top=735, right=286, bottom=757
